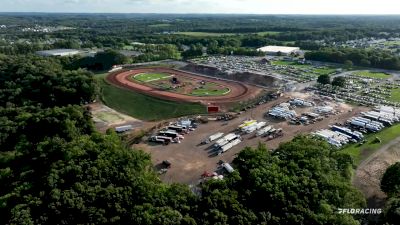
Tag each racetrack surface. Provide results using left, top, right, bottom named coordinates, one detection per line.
left=106, top=67, right=261, bottom=104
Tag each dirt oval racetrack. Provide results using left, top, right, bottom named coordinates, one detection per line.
left=106, top=67, right=263, bottom=105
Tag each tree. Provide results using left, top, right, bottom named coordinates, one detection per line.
left=0, top=55, right=97, bottom=107
left=380, top=162, right=400, bottom=225
left=317, top=74, right=331, bottom=85
left=381, top=162, right=400, bottom=196
left=344, top=60, right=353, bottom=69
left=75, top=50, right=129, bottom=71
left=332, top=76, right=347, bottom=87
left=382, top=197, right=400, bottom=225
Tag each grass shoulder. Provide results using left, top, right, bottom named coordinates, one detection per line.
left=340, top=124, right=400, bottom=165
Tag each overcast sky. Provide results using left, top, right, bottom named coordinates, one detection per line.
left=1, top=0, right=399, bottom=14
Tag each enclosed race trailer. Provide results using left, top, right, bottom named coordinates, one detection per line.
left=115, top=125, right=133, bottom=133
left=222, top=163, right=235, bottom=173
left=256, top=125, right=272, bottom=136
left=209, top=132, right=224, bottom=142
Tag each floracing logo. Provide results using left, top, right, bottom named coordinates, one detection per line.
left=337, top=208, right=382, bottom=214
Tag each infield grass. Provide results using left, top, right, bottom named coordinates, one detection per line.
left=134, top=73, right=171, bottom=82
left=190, top=88, right=230, bottom=96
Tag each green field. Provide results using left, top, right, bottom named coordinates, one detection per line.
left=383, top=40, right=400, bottom=46
left=134, top=73, right=171, bottom=82
left=96, top=73, right=206, bottom=121
left=353, top=71, right=391, bottom=79
left=176, top=32, right=237, bottom=37
left=271, top=60, right=300, bottom=66
left=256, top=31, right=281, bottom=35
left=176, top=31, right=281, bottom=36
left=96, top=111, right=125, bottom=123
left=122, top=45, right=135, bottom=50
left=388, top=88, right=400, bottom=102
left=313, top=68, right=337, bottom=75
left=340, top=124, right=400, bottom=165
left=148, top=23, right=171, bottom=28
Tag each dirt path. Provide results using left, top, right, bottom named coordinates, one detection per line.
left=89, top=102, right=145, bottom=132
left=352, top=136, right=400, bottom=208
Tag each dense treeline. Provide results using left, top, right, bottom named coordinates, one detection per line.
left=0, top=54, right=96, bottom=107
left=0, top=55, right=197, bottom=224
left=73, top=50, right=130, bottom=70
left=305, top=48, right=400, bottom=70
left=132, top=44, right=181, bottom=62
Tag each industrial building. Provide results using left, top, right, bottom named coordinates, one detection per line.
left=257, top=45, right=300, bottom=56
left=36, top=49, right=81, bottom=57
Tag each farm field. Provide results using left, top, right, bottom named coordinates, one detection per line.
left=340, top=124, right=400, bottom=165
left=97, top=73, right=206, bottom=121
left=133, top=72, right=171, bottom=82
left=353, top=71, right=391, bottom=79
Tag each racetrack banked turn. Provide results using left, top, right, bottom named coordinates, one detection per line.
left=106, top=67, right=259, bottom=104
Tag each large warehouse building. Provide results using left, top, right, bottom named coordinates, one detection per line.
left=257, top=45, right=300, bottom=56
left=36, top=49, right=81, bottom=57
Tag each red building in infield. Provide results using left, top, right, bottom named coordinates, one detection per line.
left=207, top=106, right=219, bottom=113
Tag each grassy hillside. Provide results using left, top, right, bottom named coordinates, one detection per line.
left=340, top=124, right=400, bottom=165
left=96, top=73, right=206, bottom=121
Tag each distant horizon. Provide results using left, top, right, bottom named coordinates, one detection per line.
left=1, top=12, right=400, bottom=16
left=1, top=0, right=399, bottom=15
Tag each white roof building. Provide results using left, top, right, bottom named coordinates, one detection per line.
left=36, top=49, right=80, bottom=57
left=257, top=46, right=300, bottom=55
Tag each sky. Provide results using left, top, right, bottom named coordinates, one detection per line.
left=0, top=0, right=399, bottom=14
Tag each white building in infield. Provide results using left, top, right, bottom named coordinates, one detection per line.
left=257, top=45, right=300, bottom=56
left=36, top=49, right=81, bottom=57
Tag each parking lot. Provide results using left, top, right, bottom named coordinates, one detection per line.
left=191, top=55, right=340, bottom=83
left=135, top=92, right=368, bottom=184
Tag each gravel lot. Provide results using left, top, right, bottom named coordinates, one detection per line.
left=135, top=92, right=367, bottom=184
